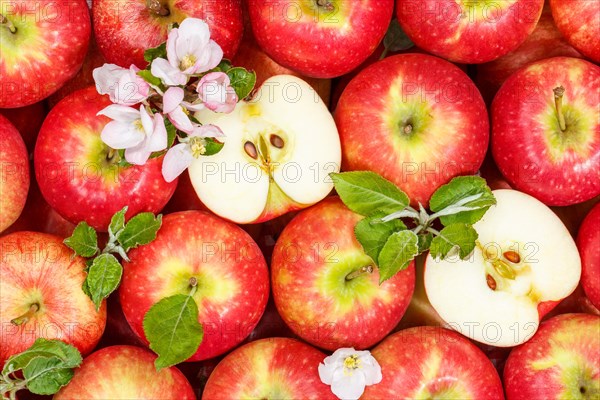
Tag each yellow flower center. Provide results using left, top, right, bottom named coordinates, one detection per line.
left=343, top=355, right=361, bottom=374
left=189, top=136, right=206, bottom=158
left=180, top=54, right=197, bottom=70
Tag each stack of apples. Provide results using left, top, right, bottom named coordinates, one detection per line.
left=1, top=0, right=598, bottom=399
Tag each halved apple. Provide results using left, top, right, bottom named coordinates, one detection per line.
left=425, top=189, right=581, bottom=347
left=190, top=75, right=341, bottom=224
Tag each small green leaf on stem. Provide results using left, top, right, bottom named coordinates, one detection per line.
left=377, top=230, right=419, bottom=284
left=137, top=70, right=162, bottom=88
left=203, top=138, right=225, bottom=156
left=226, top=67, right=256, bottom=100
left=64, top=222, right=98, bottom=258
left=143, top=42, right=167, bottom=63
left=108, top=207, right=127, bottom=238
left=85, top=253, right=123, bottom=310
left=429, top=176, right=496, bottom=225
left=429, top=224, right=478, bottom=259
left=417, top=233, right=433, bottom=254
left=355, top=213, right=406, bottom=263
left=118, top=213, right=163, bottom=252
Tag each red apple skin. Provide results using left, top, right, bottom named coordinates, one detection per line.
left=578, top=202, right=600, bottom=310
left=92, top=0, right=243, bottom=68
left=0, top=101, right=47, bottom=154
left=476, top=5, right=582, bottom=104
left=550, top=0, right=600, bottom=63
left=248, top=0, right=394, bottom=79
left=34, top=86, right=178, bottom=231
left=363, top=326, right=504, bottom=399
left=491, top=57, right=600, bottom=206
left=202, top=338, right=336, bottom=400
left=504, top=313, right=600, bottom=400
left=336, top=53, right=489, bottom=207
left=272, top=197, right=415, bottom=351
left=396, top=0, right=544, bottom=64
left=54, top=345, right=195, bottom=399
left=120, top=211, right=269, bottom=361
left=0, top=115, right=29, bottom=233
left=0, top=0, right=91, bottom=108
left=0, top=232, right=107, bottom=364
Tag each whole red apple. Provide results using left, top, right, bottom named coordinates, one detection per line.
left=0, top=115, right=29, bottom=233
left=578, top=202, right=600, bottom=310
left=0, top=0, right=91, bottom=107
left=550, top=0, right=600, bottom=63
left=396, top=0, right=544, bottom=64
left=34, top=86, right=177, bottom=231
left=202, top=338, right=336, bottom=400
left=54, top=345, right=195, bottom=399
left=363, top=326, right=504, bottom=399
left=504, top=313, right=600, bottom=399
left=0, top=232, right=107, bottom=364
left=92, top=0, right=243, bottom=68
left=336, top=53, right=489, bottom=206
left=119, top=211, right=269, bottom=361
left=492, top=57, right=600, bottom=206
left=0, top=101, right=47, bottom=153
left=272, top=197, right=415, bottom=351
left=248, top=0, right=394, bottom=78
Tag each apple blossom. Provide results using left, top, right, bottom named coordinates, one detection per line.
left=98, top=104, right=167, bottom=165
left=93, top=64, right=150, bottom=106
left=318, top=348, right=382, bottom=400
left=196, top=72, right=238, bottom=113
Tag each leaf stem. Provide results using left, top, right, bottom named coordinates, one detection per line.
left=345, top=265, right=374, bottom=281
left=426, top=227, right=441, bottom=236
left=10, top=303, right=39, bottom=326
left=553, top=86, right=566, bottom=131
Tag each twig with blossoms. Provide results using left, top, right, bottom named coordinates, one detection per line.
left=92, top=17, right=256, bottom=182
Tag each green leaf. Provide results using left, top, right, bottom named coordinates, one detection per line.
left=165, top=118, right=177, bottom=148
left=331, top=171, right=410, bottom=216
left=355, top=213, right=406, bottom=263
left=383, top=19, right=414, bottom=52
left=63, top=222, right=98, bottom=258
left=417, top=233, right=433, bottom=254
left=23, top=357, right=75, bottom=395
left=143, top=42, right=167, bottom=64
left=429, top=176, right=496, bottom=225
left=143, top=294, right=203, bottom=369
left=81, top=279, right=91, bottom=297
left=226, top=67, right=256, bottom=100
left=86, top=254, right=123, bottom=310
left=109, top=207, right=127, bottom=238
left=429, top=224, right=478, bottom=259
left=377, top=230, right=419, bottom=284
left=215, top=58, right=232, bottom=72
left=2, top=339, right=81, bottom=376
left=137, top=69, right=162, bottom=88
left=203, top=138, right=224, bottom=156
left=118, top=213, right=162, bottom=252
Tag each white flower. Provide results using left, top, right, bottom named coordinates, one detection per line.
left=318, top=348, right=382, bottom=400
left=196, top=72, right=238, bottom=113
left=150, top=18, right=223, bottom=86
left=93, top=64, right=150, bottom=106
left=98, top=104, right=167, bottom=165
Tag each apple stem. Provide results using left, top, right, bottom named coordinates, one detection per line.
left=188, top=276, right=198, bottom=296
left=345, top=265, right=374, bottom=281
left=316, top=0, right=335, bottom=11
left=10, top=304, right=39, bottom=326
left=553, top=86, right=567, bottom=131
left=0, top=13, right=17, bottom=34
left=106, top=148, right=116, bottom=161
left=146, top=0, right=170, bottom=16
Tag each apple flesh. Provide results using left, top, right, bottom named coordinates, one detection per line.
left=54, top=345, right=195, bottom=399
left=0, top=0, right=90, bottom=107
left=202, top=337, right=336, bottom=399
left=189, top=75, right=341, bottom=224
left=0, top=232, right=107, bottom=364
left=550, top=0, right=600, bottom=63
left=248, top=0, right=394, bottom=79
left=272, top=197, right=415, bottom=351
left=425, top=189, right=581, bottom=347
left=0, top=115, right=29, bottom=233
left=336, top=53, right=489, bottom=206
left=492, top=56, right=600, bottom=206
left=363, top=326, right=504, bottom=399
left=34, top=86, right=177, bottom=231
left=578, top=203, right=600, bottom=310
left=92, top=0, right=243, bottom=68
left=396, top=0, right=544, bottom=64
left=119, top=211, right=269, bottom=361
left=504, top=313, right=600, bottom=400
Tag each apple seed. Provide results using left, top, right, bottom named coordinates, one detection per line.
left=269, top=134, right=285, bottom=149
left=486, top=274, right=497, bottom=291
left=244, top=141, right=258, bottom=159
left=503, top=251, right=521, bottom=264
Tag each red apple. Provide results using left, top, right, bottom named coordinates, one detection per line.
left=0, top=0, right=91, bottom=108
left=202, top=338, right=336, bottom=400
left=476, top=5, right=582, bottom=103
left=336, top=53, right=489, bottom=206
left=578, top=202, right=600, bottom=310
left=271, top=197, right=415, bottom=351
left=92, top=0, right=243, bottom=68
left=550, top=0, right=600, bottom=63
left=248, top=0, right=394, bottom=78
left=119, top=211, right=269, bottom=361
left=492, top=57, right=600, bottom=206
left=0, top=101, right=47, bottom=154
left=396, top=0, right=544, bottom=64
left=54, top=345, right=195, bottom=399
left=504, top=313, right=600, bottom=399
left=363, top=326, right=504, bottom=399
left=0, top=231, right=107, bottom=364
left=0, top=115, right=29, bottom=233
left=34, top=86, right=177, bottom=231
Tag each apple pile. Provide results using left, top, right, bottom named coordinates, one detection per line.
left=1, top=0, right=599, bottom=399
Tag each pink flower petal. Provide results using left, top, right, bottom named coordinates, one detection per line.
left=148, top=113, right=168, bottom=152
left=161, top=143, right=194, bottom=183
left=163, top=87, right=185, bottom=114
left=166, top=28, right=180, bottom=67
left=93, top=64, right=127, bottom=96
left=151, top=58, right=188, bottom=86
left=97, top=104, right=140, bottom=122
left=100, top=121, right=145, bottom=149
left=124, top=144, right=152, bottom=166
left=191, top=124, right=224, bottom=138
left=139, top=105, right=153, bottom=135
left=168, top=106, right=194, bottom=133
